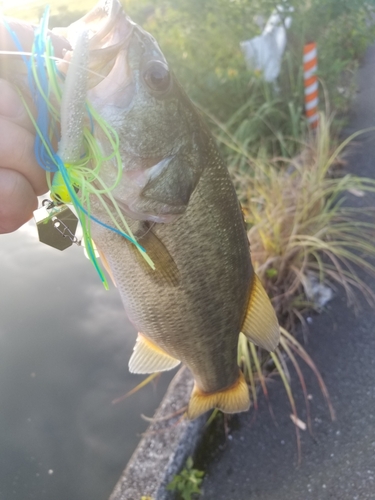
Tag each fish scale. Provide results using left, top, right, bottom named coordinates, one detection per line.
left=91, top=143, right=252, bottom=393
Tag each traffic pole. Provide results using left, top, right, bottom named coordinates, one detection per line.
left=303, top=42, right=319, bottom=129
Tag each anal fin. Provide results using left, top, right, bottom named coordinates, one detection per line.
left=129, top=333, right=181, bottom=373
left=187, top=370, right=250, bottom=420
left=241, top=274, right=280, bottom=352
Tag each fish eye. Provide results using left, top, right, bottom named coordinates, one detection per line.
left=142, top=61, right=171, bottom=94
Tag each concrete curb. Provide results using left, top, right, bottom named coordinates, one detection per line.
left=109, top=368, right=207, bottom=500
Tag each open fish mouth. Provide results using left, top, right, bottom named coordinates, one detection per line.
left=55, top=0, right=135, bottom=58
left=55, top=0, right=136, bottom=96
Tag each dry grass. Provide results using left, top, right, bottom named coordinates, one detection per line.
left=237, top=114, right=375, bottom=329
left=238, top=329, right=335, bottom=461
left=227, top=112, right=375, bottom=455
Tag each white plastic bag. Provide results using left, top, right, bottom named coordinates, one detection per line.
left=240, top=4, right=293, bottom=83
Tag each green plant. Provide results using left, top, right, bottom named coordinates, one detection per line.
left=228, top=112, right=375, bottom=456
left=167, top=457, right=204, bottom=500
left=240, top=116, right=375, bottom=325
left=238, top=328, right=335, bottom=460
left=124, top=0, right=375, bottom=123
left=202, top=72, right=306, bottom=161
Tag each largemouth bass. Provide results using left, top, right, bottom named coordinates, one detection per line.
left=57, top=0, right=280, bottom=419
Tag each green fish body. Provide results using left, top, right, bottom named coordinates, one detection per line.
left=59, top=0, right=280, bottom=419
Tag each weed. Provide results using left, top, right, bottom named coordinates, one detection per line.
left=201, top=70, right=306, bottom=160
left=232, top=112, right=375, bottom=455
left=167, top=457, right=204, bottom=500
left=224, top=113, right=375, bottom=328
left=238, top=328, right=335, bottom=461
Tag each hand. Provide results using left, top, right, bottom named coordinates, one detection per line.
left=0, top=19, right=70, bottom=233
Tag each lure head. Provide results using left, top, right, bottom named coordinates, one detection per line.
left=58, top=0, right=211, bottom=223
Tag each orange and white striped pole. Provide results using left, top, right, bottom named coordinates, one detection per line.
left=303, top=42, right=319, bottom=129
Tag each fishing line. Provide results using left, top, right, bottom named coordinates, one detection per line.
left=1, top=8, right=155, bottom=287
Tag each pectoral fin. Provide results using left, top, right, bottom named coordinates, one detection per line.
left=132, top=225, right=180, bottom=287
left=129, top=333, right=181, bottom=373
left=96, top=247, right=117, bottom=287
left=187, top=370, right=250, bottom=420
left=241, top=274, right=280, bottom=352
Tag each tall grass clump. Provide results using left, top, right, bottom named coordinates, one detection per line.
left=201, top=60, right=307, bottom=168
left=238, top=115, right=375, bottom=327
left=223, top=112, right=375, bottom=451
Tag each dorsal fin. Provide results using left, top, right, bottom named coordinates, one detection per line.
left=129, top=333, right=181, bottom=373
left=241, top=274, right=280, bottom=352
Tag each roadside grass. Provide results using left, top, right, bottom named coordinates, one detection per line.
left=200, top=56, right=307, bottom=162
left=237, top=328, right=335, bottom=460
left=225, top=112, right=375, bottom=452
left=240, top=115, right=375, bottom=326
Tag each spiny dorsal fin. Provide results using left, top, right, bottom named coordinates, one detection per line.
left=241, top=274, right=280, bottom=352
left=131, top=225, right=180, bottom=287
left=187, top=370, right=250, bottom=420
left=129, top=333, right=181, bottom=374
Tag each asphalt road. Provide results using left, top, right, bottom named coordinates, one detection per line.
left=201, top=45, right=375, bottom=500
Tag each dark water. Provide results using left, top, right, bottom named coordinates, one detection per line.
left=0, top=221, right=173, bottom=500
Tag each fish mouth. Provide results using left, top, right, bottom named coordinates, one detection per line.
left=59, top=0, right=135, bottom=52
left=56, top=0, right=136, bottom=90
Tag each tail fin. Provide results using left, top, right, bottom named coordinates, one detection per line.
left=186, top=371, right=250, bottom=420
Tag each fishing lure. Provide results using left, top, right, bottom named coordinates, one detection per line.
left=2, top=8, right=154, bottom=288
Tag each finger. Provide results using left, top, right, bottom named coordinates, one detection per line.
left=0, top=78, right=36, bottom=133
left=0, top=116, right=48, bottom=195
left=0, top=168, right=38, bottom=233
left=0, top=19, right=71, bottom=58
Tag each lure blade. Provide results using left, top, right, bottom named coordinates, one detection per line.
left=34, top=203, right=79, bottom=251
